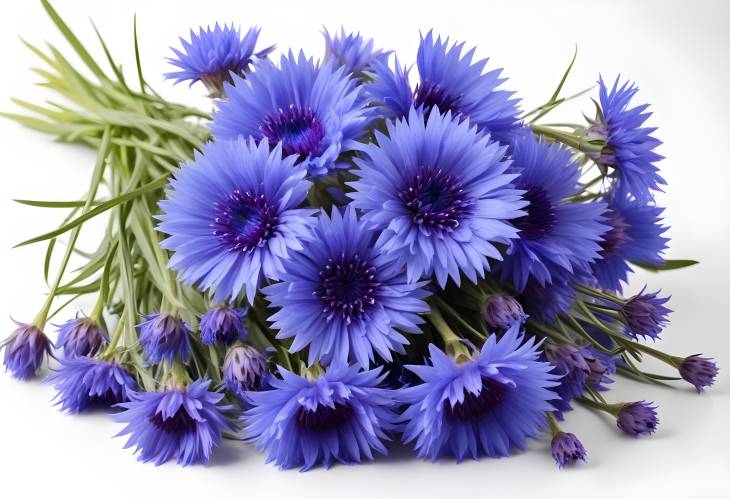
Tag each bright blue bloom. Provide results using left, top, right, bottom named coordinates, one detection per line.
left=349, top=108, right=525, bottom=288
left=55, top=317, right=108, bottom=358
left=322, top=27, right=390, bottom=76
left=545, top=343, right=593, bottom=402
left=1, top=321, right=51, bottom=380
left=114, top=379, right=233, bottom=466
left=678, top=355, right=719, bottom=393
left=48, top=356, right=136, bottom=414
left=499, top=137, right=608, bottom=291
left=588, top=76, right=664, bottom=202
left=211, top=51, right=370, bottom=177
left=399, top=324, right=559, bottom=461
left=138, top=313, right=191, bottom=365
left=165, top=24, right=274, bottom=97
left=158, top=138, right=315, bottom=303
left=619, top=287, right=671, bottom=340
left=199, top=305, right=248, bottom=346
left=481, top=294, right=526, bottom=330
left=365, top=57, right=414, bottom=120
left=551, top=432, right=587, bottom=469
left=590, top=195, right=668, bottom=292
left=617, top=401, right=658, bottom=437
left=264, top=206, right=430, bottom=368
left=243, top=364, right=398, bottom=470
left=223, top=344, right=268, bottom=398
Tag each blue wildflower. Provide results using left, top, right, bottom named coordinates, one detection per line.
left=365, top=57, right=413, bottom=120
left=55, top=317, right=108, bottom=358
left=399, top=324, right=559, bottom=460
left=199, top=305, right=248, bottom=346
left=590, top=195, right=668, bottom=292
left=1, top=321, right=51, bottom=380
left=264, top=206, right=430, bottom=367
left=349, top=108, right=525, bottom=288
left=499, top=136, right=608, bottom=291
left=138, top=313, right=191, bottom=364
left=157, top=138, right=315, bottom=303
left=617, top=401, right=658, bottom=436
left=620, top=287, right=671, bottom=340
left=211, top=51, right=370, bottom=177
left=481, top=294, right=526, bottom=330
left=243, top=364, right=398, bottom=470
left=588, top=76, right=664, bottom=202
left=165, top=24, right=274, bottom=97
left=551, top=432, right=587, bottom=469
left=114, top=379, right=233, bottom=466
left=48, top=356, right=136, bottom=414
left=223, top=344, right=268, bottom=398
left=322, top=27, right=390, bottom=76
left=677, top=355, right=719, bottom=393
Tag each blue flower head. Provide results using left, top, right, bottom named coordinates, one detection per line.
left=365, top=57, right=414, bottom=120
left=551, top=432, right=587, bottom=469
left=499, top=136, right=608, bottom=291
left=349, top=108, right=525, bottom=288
left=590, top=195, right=668, bottom=292
left=55, top=317, right=108, bottom=358
left=199, top=305, right=248, bottom=346
left=165, top=24, right=274, bottom=97
left=114, top=379, right=234, bottom=466
left=211, top=51, right=371, bottom=177
left=588, top=76, right=664, bottom=202
left=138, top=313, right=191, bottom=365
left=2, top=321, right=51, bottom=380
left=223, top=344, right=269, bottom=398
left=619, top=287, right=671, bottom=340
left=48, top=356, right=137, bottom=414
left=322, top=27, right=390, bottom=76
left=399, top=324, right=559, bottom=461
left=264, top=206, right=431, bottom=368
left=243, top=365, right=398, bottom=470
left=157, top=138, right=316, bottom=303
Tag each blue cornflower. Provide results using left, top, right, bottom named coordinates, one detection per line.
left=349, top=108, right=525, bottom=288
left=157, top=138, right=315, bottom=303
left=165, top=24, right=274, bottom=97
left=365, top=57, right=414, bottom=120
left=264, top=206, right=430, bottom=368
left=199, top=305, right=248, bottom=346
left=322, top=27, right=390, bottom=76
left=616, top=401, right=658, bottom=437
left=367, top=31, right=520, bottom=143
left=551, top=432, right=587, bottom=469
left=223, top=343, right=269, bottom=398
left=619, top=288, right=671, bottom=340
left=48, top=356, right=136, bottom=414
left=590, top=195, right=668, bottom=292
left=399, top=324, right=559, bottom=461
left=499, top=137, right=608, bottom=291
left=481, top=294, right=527, bottom=330
left=587, top=76, right=664, bottom=202
left=55, top=317, right=108, bottom=358
left=1, top=321, right=51, bottom=380
left=138, top=313, right=191, bottom=364
left=243, top=364, right=398, bottom=470
left=211, top=51, right=370, bottom=177
left=114, top=379, right=233, bottom=466
left=677, top=355, right=719, bottom=393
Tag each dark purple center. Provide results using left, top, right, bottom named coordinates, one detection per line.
left=149, top=406, right=197, bottom=434
left=513, top=186, right=557, bottom=240
left=445, top=377, right=509, bottom=421
left=212, top=189, right=278, bottom=252
left=260, top=105, right=325, bottom=157
left=296, top=401, right=354, bottom=432
left=314, top=253, right=378, bottom=324
left=599, top=209, right=629, bottom=257
left=414, top=80, right=462, bottom=116
left=399, top=168, right=471, bottom=232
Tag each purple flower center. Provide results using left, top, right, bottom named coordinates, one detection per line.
left=149, top=406, right=197, bottom=434
left=213, top=189, right=278, bottom=252
left=414, top=80, right=461, bottom=116
left=260, top=105, right=325, bottom=157
left=399, top=167, right=471, bottom=232
left=599, top=209, right=629, bottom=257
left=296, top=401, right=354, bottom=432
left=513, top=186, right=557, bottom=240
left=445, top=377, right=508, bottom=421
left=314, top=253, right=379, bottom=324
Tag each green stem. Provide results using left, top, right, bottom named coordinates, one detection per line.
left=432, top=296, right=486, bottom=342
left=427, top=306, right=469, bottom=359
left=99, top=313, right=125, bottom=359
left=546, top=412, right=562, bottom=437
left=532, top=124, right=582, bottom=149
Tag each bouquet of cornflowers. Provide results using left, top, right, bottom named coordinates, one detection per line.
left=1, top=0, right=719, bottom=470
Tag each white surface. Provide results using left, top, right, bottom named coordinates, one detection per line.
left=1, top=1, right=729, bottom=497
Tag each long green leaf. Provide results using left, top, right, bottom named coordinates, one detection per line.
left=634, top=259, right=700, bottom=272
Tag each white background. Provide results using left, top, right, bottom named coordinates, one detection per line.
left=1, top=1, right=729, bottom=498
